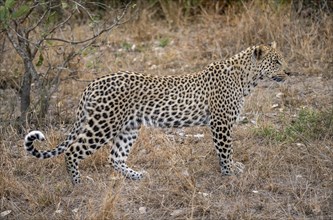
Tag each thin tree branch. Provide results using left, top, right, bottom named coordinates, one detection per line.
left=86, top=1, right=110, bottom=10
left=26, top=5, right=50, bottom=34
left=20, top=1, right=39, bottom=24
left=43, top=2, right=131, bottom=45
left=32, top=12, right=74, bottom=57
left=72, top=0, right=96, bottom=22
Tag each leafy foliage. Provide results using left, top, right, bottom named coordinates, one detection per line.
left=0, top=0, right=30, bottom=29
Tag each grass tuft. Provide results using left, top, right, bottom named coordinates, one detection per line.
left=254, top=108, right=333, bottom=143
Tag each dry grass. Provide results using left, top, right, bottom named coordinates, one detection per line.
left=1, top=1, right=333, bottom=219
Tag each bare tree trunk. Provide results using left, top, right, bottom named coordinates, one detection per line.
left=17, top=57, right=40, bottom=132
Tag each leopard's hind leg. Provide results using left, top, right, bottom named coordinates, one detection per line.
left=108, top=128, right=143, bottom=180
left=65, top=119, right=116, bottom=184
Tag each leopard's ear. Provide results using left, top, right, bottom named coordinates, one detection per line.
left=269, top=41, right=277, bottom=49
left=252, top=45, right=268, bottom=61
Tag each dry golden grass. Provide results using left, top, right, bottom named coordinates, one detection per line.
left=1, top=1, right=333, bottom=219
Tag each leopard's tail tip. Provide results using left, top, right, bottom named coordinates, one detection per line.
left=24, top=131, right=46, bottom=158
left=25, top=130, right=46, bottom=143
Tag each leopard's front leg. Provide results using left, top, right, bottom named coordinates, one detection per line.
left=210, top=118, right=234, bottom=175
left=210, top=111, right=244, bottom=176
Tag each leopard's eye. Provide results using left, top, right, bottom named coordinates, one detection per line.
left=275, top=60, right=282, bottom=65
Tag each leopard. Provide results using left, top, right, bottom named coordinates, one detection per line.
left=24, top=42, right=288, bottom=185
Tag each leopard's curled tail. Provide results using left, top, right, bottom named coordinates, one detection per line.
left=24, top=124, right=79, bottom=159
left=23, top=83, right=95, bottom=159
left=24, top=113, right=87, bottom=159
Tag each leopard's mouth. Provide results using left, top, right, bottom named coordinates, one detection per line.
left=272, top=75, right=284, bottom=82
left=272, top=70, right=290, bottom=82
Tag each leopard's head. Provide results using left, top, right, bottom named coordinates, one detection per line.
left=251, top=42, right=289, bottom=82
